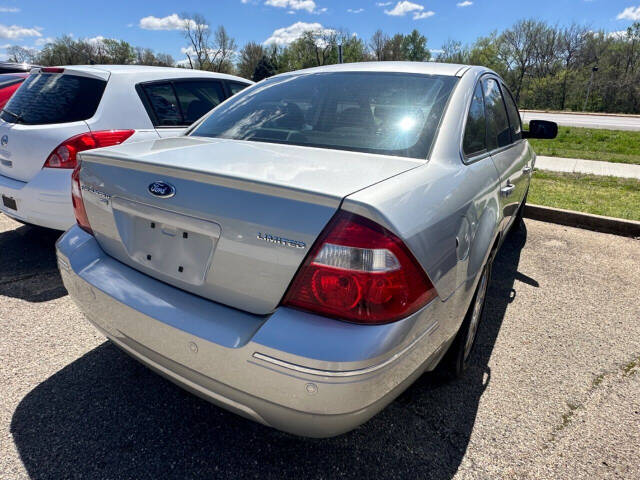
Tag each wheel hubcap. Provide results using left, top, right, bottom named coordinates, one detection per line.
left=464, top=268, right=488, bottom=361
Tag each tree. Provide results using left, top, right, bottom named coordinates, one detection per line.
left=181, top=13, right=212, bottom=69
left=252, top=55, right=276, bottom=81
left=558, top=24, right=588, bottom=109
left=5, top=46, right=37, bottom=63
left=386, top=34, right=406, bottom=60
left=211, top=25, right=237, bottom=73
left=100, top=39, right=136, bottom=64
left=402, top=29, right=430, bottom=62
left=238, top=42, right=265, bottom=79
left=369, top=29, right=388, bottom=61
left=498, top=19, right=548, bottom=102
left=135, top=47, right=175, bottom=66
left=437, top=39, right=468, bottom=64
left=340, top=33, right=368, bottom=63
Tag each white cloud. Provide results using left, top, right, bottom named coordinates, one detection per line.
left=139, top=14, right=203, bottom=31
left=347, top=8, right=364, bottom=13
left=264, top=21, right=332, bottom=45
left=385, top=1, right=422, bottom=15
left=0, top=7, right=20, bottom=12
left=0, top=24, right=42, bottom=40
left=617, top=6, right=640, bottom=21
left=413, top=11, right=434, bottom=19
left=376, top=2, right=392, bottom=6
left=86, top=35, right=113, bottom=46
left=457, top=1, right=473, bottom=7
left=34, top=36, right=55, bottom=46
left=384, top=1, right=434, bottom=19
left=265, top=0, right=317, bottom=13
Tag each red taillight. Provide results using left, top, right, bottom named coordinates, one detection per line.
left=282, top=211, right=438, bottom=325
left=71, top=162, right=92, bottom=235
left=44, top=130, right=135, bottom=169
left=41, top=67, right=65, bottom=73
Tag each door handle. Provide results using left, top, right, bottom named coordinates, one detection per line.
left=500, top=183, right=516, bottom=197
left=522, top=166, right=532, bottom=174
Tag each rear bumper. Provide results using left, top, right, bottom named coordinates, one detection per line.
left=57, top=226, right=454, bottom=437
left=0, top=168, right=74, bottom=230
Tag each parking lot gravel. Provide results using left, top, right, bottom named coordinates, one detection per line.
left=1, top=213, right=639, bottom=480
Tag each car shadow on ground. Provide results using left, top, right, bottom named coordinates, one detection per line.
left=10, top=225, right=532, bottom=480
left=0, top=222, right=66, bottom=302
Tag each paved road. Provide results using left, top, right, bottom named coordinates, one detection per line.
left=536, top=156, right=640, bottom=179
left=522, top=110, right=640, bottom=131
left=1, top=214, right=639, bottom=479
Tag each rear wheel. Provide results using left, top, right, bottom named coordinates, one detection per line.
left=439, top=261, right=491, bottom=379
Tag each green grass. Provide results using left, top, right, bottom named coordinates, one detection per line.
left=529, top=170, right=640, bottom=221
left=526, top=126, right=640, bottom=165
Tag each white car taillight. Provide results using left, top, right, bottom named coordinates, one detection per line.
left=44, top=130, right=135, bottom=169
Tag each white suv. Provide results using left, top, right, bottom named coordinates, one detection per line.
left=0, top=65, right=251, bottom=230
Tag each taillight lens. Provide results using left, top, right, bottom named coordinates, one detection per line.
left=71, top=162, right=92, bottom=235
left=44, top=130, right=135, bottom=169
left=41, top=67, right=65, bottom=73
left=282, top=211, right=438, bottom=324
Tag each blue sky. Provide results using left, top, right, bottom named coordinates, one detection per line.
left=1, top=1, right=640, bottom=62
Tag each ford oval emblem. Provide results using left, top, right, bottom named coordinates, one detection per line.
left=148, top=181, right=175, bottom=198
left=1, top=135, right=7, bottom=146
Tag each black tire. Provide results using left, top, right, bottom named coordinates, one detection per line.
left=439, top=260, right=491, bottom=379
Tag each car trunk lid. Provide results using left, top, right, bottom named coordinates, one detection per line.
left=0, top=120, right=91, bottom=181
left=78, top=136, right=422, bottom=314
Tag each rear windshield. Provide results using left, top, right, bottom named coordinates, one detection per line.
left=0, top=74, right=24, bottom=88
left=189, top=72, right=458, bottom=159
left=0, top=72, right=107, bottom=125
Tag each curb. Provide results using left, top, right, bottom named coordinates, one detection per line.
left=520, top=109, right=640, bottom=119
left=524, top=204, right=640, bottom=238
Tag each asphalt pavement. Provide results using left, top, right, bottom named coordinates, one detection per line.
left=521, top=110, right=640, bottom=131
left=1, top=214, right=639, bottom=480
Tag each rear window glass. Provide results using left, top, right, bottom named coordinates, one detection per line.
left=0, top=75, right=24, bottom=89
left=190, top=72, right=458, bottom=160
left=0, top=72, right=106, bottom=125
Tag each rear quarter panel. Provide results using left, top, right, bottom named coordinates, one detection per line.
left=343, top=67, right=503, bottom=340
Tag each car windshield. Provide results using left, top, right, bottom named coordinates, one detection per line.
left=189, top=72, right=458, bottom=159
left=0, top=72, right=106, bottom=125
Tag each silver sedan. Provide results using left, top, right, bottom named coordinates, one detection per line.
left=56, top=62, right=556, bottom=437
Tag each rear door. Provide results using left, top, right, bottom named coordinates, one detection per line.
left=482, top=76, right=527, bottom=232
left=138, top=79, right=227, bottom=138
left=0, top=68, right=108, bottom=182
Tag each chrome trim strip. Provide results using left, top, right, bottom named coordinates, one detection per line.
left=253, top=321, right=439, bottom=378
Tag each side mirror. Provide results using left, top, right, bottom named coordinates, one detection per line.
left=523, top=120, right=558, bottom=139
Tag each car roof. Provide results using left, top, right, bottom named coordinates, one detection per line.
left=0, top=72, right=28, bottom=78
left=35, top=64, right=252, bottom=84
left=0, top=62, right=36, bottom=73
left=274, top=61, right=490, bottom=78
